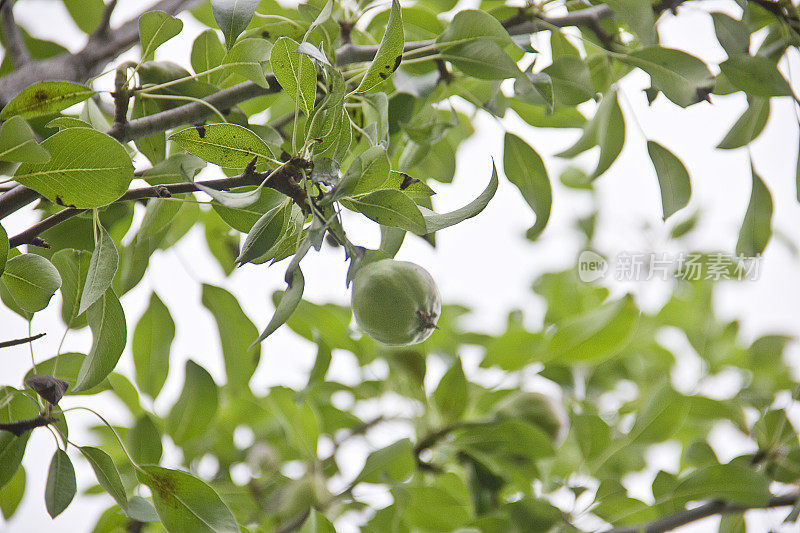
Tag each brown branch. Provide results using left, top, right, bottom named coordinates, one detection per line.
left=1, top=0, right=30, bottom=67
left=0, top=414, right=55, bottom=436
left=111, top=66, right=130, bottom=127
left=0, top=332, right=45, bottom=349
left=91, top=0, right=118, bottom=39
left=8, top=158, right=309, bottom=247
left=606, top=493, right=799, bottom=533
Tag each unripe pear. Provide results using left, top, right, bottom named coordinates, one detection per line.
left=351, top=259, right=442, bottom=345
left=495, top=392, right=569, bottom=443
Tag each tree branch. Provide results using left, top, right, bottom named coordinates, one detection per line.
left=1, top=0, right=30, bottom=67
left=8, top=157, right=309, bottom=247
left=0, top=332, right=45, bottom=349
left=606, top=492, right=800, bottom=533
left=0, top=414, right=55, bottom=436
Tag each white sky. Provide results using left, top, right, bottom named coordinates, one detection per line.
left=2, top=0, right=800, bottom=531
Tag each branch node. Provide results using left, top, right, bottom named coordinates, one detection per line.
left=112, top=65, right=131, bottom=127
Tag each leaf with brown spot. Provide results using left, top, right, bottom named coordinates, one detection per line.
left=0, top=82, right=95, bottom=120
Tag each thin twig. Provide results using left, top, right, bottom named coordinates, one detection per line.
left=0, top=332, right=46, bottom=349
left=0, top=0, right=30, bottom=66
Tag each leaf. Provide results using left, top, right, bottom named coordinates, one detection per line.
left=296, top=42, right=329, bottom=65
left=503, top=133, right=551, bottom=240
left=211, top=0, right=260, bottom=49
left=356, top=0, right=404, bottom=93
left=647, top=141, right=692, bottom=220
left=253, top=268, right=304, bottom=344
left=542, top=56, right=595, bottom=106
left=132, top=97, right=166, bottom=165
left=622, top=47, right=714, bottom=107
left=432, top=360, right=468, bottom=420
left=235, top=202, right=287, bottom=265
left=169, top=123, right=276, bottom=169
left=0, top=253, right=61, bottom=313
left=0, top=387, right=37, bottom=490
left=356, top=439, right=415, bottom=484
left=270, top=37, right=316, bottom=115
left=137, top=466, right=239, bottom=533
left=711, top=12, right=750, bottom=56
left=201, top=284, right=260, bottom=391
left=720, top=55, right=793, bottom=97
left=717, top=97, right=770, bottom=149
left=79, top=225, right=119, bottom=314
left=167, top=360, right=219, bottom=445
left=128, top=414, right=163, bottom=465
left=299, top=510, right=336, bottom=533
left=344, top=189, right=426, bottom=234
left=132, top=292, right=175, bottom=399
left=324, top=147, right=388, bottom=203
left=546, top=295, right=638, bottom=363
left=437, top=9, right=515, bottom=48
left=0, top=224, right=6, bottom=277
left=0, top=116, right=49, bottom=163
left=63, top=0, right=105, bottom=34
left=736, top=163, right=773, bottom=256
left=605, top=0, right=657, bottom=46
left=191, top=30, right=226, bottom=84
left=629, top=387, right=686, bottom=444
left=139, top=11, right=183, bottom=62
left=555, top=90, right=624, bottom=181
left=14, top=128, right=133, bottom=208
left=673, top=463, right=770, bottom=507
left=223, top=38, right=270, bottom=88
left=45, top=117, right=92, bottom=130
left=45, top=449, right=76, bottom=518
left=74, top=289, right=126, bottom=392
left=418, top=162, right=498, bottom=234
left=51, top=249, right=91, bottom=327
left=0, top=466, right=25, bottom=519
left=79, top=447, right=127, bottom=511
left=0, top=81, right=95, bottom=119
left=138, top=199, right=182, bottom=240
left=441, top=40, right=521, bottom=80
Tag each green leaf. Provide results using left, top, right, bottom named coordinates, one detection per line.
left=235, top=202, right=287, bottom=266
left=129, top=414, right=163, bottom=465
left=201, top=284, right=260, bottom=391
left=646, top=141, right=692, bottom=220
left=437, top=9, right=515, bottom=48
left=508, top=98, right=587, bottom=129
left=0, top=253, right=61, bottom=313
left=299, top=510, right=336, bottom=533
left=736, top=163, right=773, bottom=256
left=211, top=0, right=260, bottom=49
left=356, top=0, right=404, bottom=92
left=223, top=38, right=270, bottom=88
left=629, top=387, right=686, bottom=444
left=132, top=97, right=166, bottom=165
left=711, top=12, right=750, bottom=56
left=191, top=30, right=226, bottom=84
left=357, top=439, right=415, bottom=484
left=555, top=90, right=625, bottom=181
left=542, top=56, right=595, bottom=106
left=253, top=268, right=305, bottom=344
left=344, top=189, right=426, bottom=234
left=717, top=97, right=770, bottom=149
left=132, top=292, right=175, bottom=399
left=167, top=360, right=219, bottom=445
left=14, top=128, right=133, bottom=208
left=0, top=81, right=95, bottom=119
left=546, top=295, right=638, bottom=363
left=720, top=55, right=793, bottom=97
left=418, top=163, right=498, bottom=234
left=432, top=360, right=468, bottom=420
left=169, top=123, right=276, bottom=169
left=270, top=37, right=316, bottom=115
left=138, top=199, right=182, bottom=240
left=139, top=11, right=183, bottom=62
left=63, top=0, right=105, bottom=34
left=0, top=116, right=50, bottom=163
left=403, top=476, right=473, bottom=531
left=45, top=116, right=92, bottom=130
left=622, top=47, right=714, bottom=107
left=674, top=463, right=770, bottom=507
left=0, top=466, right=25, bottom=519
left=325, top=146, right=390, bottom=203
left=503, top=133, right=551, bottom=240
left=606, top=0, right=657, bottom=46
left=51, top=249, right=91, bottom=327
left=45, top=449, right=76, bottom=518
left=0, top=224, right=6, bottom=277
left=79, top=225, right=119, bottom=315
left=441, top=40, right=520, bottom=80
left=74, top=289, right=126, bottom=392
left=79, top=446, right=127, bottom=511
left=0, top=388, right=37, bottom=490
left=137, top=466, right=239, bottom=533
